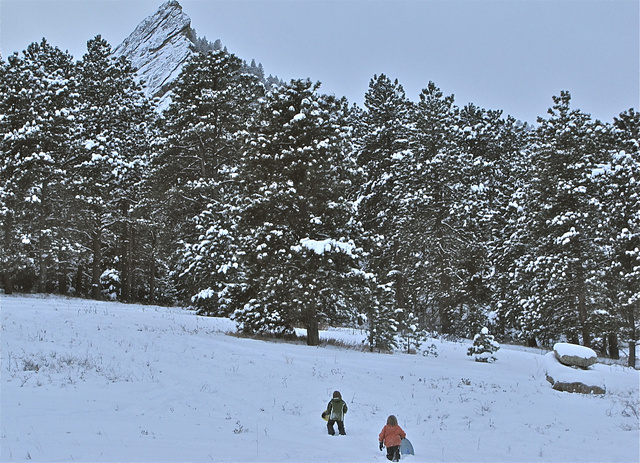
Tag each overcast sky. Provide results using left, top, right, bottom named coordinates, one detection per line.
left=1, top=0, right=638, bottom=123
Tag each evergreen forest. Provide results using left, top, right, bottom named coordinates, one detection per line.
left=1, top=37, right=638, bottom=366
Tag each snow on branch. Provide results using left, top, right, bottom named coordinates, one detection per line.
left=291, top=237, right=356, bottom=256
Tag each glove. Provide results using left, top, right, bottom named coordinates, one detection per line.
left=379, top=441, right=384, bottom=451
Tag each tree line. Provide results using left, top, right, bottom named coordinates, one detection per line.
left=1, top=37, right=638, bottom=365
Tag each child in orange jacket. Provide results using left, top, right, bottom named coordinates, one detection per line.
left=378, top=415, right=406, bottom=462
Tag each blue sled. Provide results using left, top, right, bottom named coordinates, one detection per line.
left=400, top=438, right=414, bottom=456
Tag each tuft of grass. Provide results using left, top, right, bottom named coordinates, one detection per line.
left=233, top=420, right=248, bottom=434
left=319, top=337, right=370, bottom=352
left=22, top=358, right=40, bottom=372
left=226, top=330, right=370, bottom=352
left=227, top=330, right=303, bottom=344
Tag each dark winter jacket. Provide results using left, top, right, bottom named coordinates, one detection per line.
left=327, top=397, right=348, bottom=421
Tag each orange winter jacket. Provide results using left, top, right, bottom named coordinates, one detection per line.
left=379, top=424, right=406, bottom=448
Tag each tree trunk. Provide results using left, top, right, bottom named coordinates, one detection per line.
left=58, top=266, right=68, bottom=294
left=3, top=212, right=14, bottom=294
left=392, top=241, right=404, bottom=310
left=607, top=333, right=619, bottom=360
left=439, top=273, right=452, bottom=334
left=626, top=304, right=637, bottom=368
left=306, top=322, right=320, bottom=346
left=2, top=273, right=13, bottom=294
left=578, top=288, right=591, bottom=347
left=91, top=223, right=102, bottom=300
left=38, top=198, right=45, bottom=293
left=74, top=264, right=84, bottom=296
left=306, top=306, right=320, bottom=346
left=38, top=235, right=48, bottom=293
left=120, top=217, right=131, bottom=302
left=37, top=209, right=48, bottom=293
left=149, top=230, right=157, bottom=305
left=130, top=225, right=136, bottom=300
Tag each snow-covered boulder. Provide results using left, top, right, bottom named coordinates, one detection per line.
left=543, top=352, right=605, bottom=395
left=553, top=342, right=597, bottom=368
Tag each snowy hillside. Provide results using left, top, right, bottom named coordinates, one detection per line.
left=1, top=294, right=638, bottom=462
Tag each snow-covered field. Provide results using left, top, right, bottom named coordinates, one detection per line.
left=1, top=294, right=638, bottom=462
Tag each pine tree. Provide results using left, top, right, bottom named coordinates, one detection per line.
left=152, top=49, right=262, bottom=304
left=397, top=82, right=472, bottom=334
left=599, top=109, right=640, bottom=366
left=155, top=49, right=261, bottom=234
left=360, top=280, right=399, bottom=353
left=397, top=309, right=428, bottom=354
left=180, top=199, right=242, bottom=316
left=243, top=59, right=265, bottom=81
left=355, top=74, right=415, bottom=347
left=73, top=35, right=156, bottom=301
left=485, top=121, right=535, bottom=344
left=232, top=79, right=364, bottom=345
left=467, top=327, right=500, bottom=362
left=0, top=55, right=21, bottom=293
left=455, top=104, right=529, bottom=337
left=0, top=40, right=79, bottom=294
left=511, top=92, right=607, bottom=346
left=357, top=74, right=413, bottom=316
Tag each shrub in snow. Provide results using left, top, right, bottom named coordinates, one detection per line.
left=421, top=343, right=439, bottom=357
left=362, top=307, right=399, bottom=353
left=361, top=281, right=399, bottom=353
left=100, top=269, right=120, bottom=301
left=467, top=327, right=500, bottom=362
left=398, top=310, right=428, bottom=354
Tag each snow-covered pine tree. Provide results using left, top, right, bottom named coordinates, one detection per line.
left=397, top=82, right=472, bottom=334
left=0, top=56, right=21, bottom=294
left=242, top=59, right=265, bottom=81
left=0, top=40, right=79, bottom=294
left=155, top=49, right=261, bottom=239
left=360, top=280, right=399, bottom=353
left=152, top=49, right=262, bottom=305
left=467, top=327, right=500, bottom=362
left=511, top=92, right=608, bottom=346
left=484, top=126, right=535, bottom=344
left=232, top=79, right=364, bottom=345
left=598, top=109, right=640, bottom=366
left=397, top=309, right=428, bottom=354
left=74, top=36, right=156, bottom=301
left=180, top=200, right=242, bottom=316
left=454, top=104, right=529, bottom=338
left=356, top=74, right=414, bottom=339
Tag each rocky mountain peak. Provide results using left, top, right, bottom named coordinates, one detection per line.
left=114, top=0, right=196, bottom=108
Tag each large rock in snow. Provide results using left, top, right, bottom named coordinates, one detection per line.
left=113, top=0, right=196, bottom=108
left=543, top=352, right=605, bottom=395
left=553, top=342, right=597, bottom=368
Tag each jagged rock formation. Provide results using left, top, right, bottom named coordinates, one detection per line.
left=113, top=1, right=274, bottom=110
left=113, top=0, right=196, bottom=108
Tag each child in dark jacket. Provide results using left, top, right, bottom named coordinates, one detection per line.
left=326, top=390, right=348, bottom=435
left=379, top=415, right=406, bottom=462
